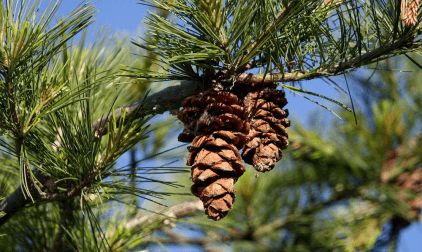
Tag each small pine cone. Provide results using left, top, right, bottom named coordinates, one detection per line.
left=178, top=90, right=249, bottom=220
left=402, top=0, right=421, bottom=27
left=390, top=170, right=422, bottom=220
left=381, top=146, right=422, bottom=221
left=242, top=87, right=290, bottom=172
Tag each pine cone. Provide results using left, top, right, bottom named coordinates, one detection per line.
left=402, top=0, right=421, bottom=27
left=178, top=90, right=249, bottom=220
left=242, top=87, right=290, bottom=172
left=381, top=145, right=422, bottom=221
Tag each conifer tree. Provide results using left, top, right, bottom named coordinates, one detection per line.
left=0, top=0, right=422, bottom=251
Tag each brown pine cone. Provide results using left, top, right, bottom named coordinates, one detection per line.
left=242, top=87, right=290, bottom=172
left=178, top=90, right=249, bottom=220
left=381, top=145, right=422, bottom=221
left=188, top=132, right=245, bottom=220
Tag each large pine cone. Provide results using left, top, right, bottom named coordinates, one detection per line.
left=242, top=87, right=290, bottom=172
left=178, top=91, right=249, bottom=220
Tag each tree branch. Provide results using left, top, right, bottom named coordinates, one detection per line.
left=39, top=168, right=98, bottom=201
left=106, top=200, right=205, bottom=248
left=0, top=170, right=50, bottom=226
left=127, top=200, right=227, bottom=252
left=0, top=80, right=203, bottom=227
left=125, top=200, right=204, bottom=231
left=235, top=38, right=415, bottom=84
left=93, top=80, right=203, bottom=136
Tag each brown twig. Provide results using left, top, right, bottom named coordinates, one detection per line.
left=39, top=168, right=98, bottom=202
left=50, top=200, right=75, bottom=252
left=105, top=200, right=205, bottom=248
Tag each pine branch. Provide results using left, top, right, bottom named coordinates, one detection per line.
left=236, top=38, right=416, bottom=84
left=105, top=200, right=205, bottom=250
left=137, top=189, right=364, bottom=250
left=39, top=168, right=99, bottom=202
left=143, top=228, right=224, bottom=252
left=0, top=170, right=50, bottom=226
left=92, top=80, right=203, bottom=136
left=0, top=34, right=414, bottom=224
left=125, top=200, right=204, bottom=230
left=0, top=80, right=202, bottom=227
left=141, top=213, right=286, bottom=251
left=0, top=31, right=417, bottom=226
left=0, top=41, right=409, bottom=224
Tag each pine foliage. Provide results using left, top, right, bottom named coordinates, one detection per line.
left=0, top=1, right=186, bottom=250
left=133, top=0, right=422, bottom=86
left=1, top=0, right=422, bottom=251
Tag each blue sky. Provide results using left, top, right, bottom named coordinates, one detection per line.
left=51, top=1, right=422, bottom=251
